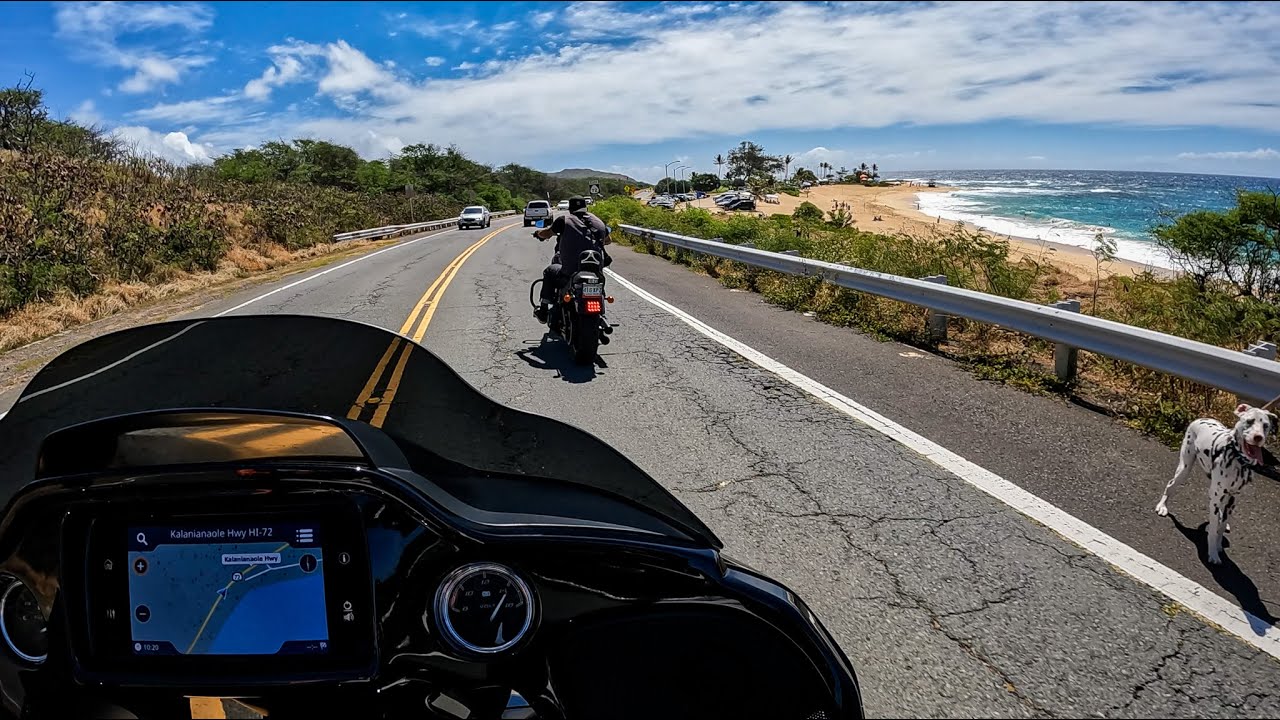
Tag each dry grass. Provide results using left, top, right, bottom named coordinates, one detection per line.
left=0, top=238, right=383, bottom=354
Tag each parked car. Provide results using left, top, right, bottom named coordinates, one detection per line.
left=458, top=205, right=491, bottom=229
left=524, top=200, right=552, bottom=226
left=727, top=197, right=757, bottom=211
left=556, top=200, right=570, bottom=211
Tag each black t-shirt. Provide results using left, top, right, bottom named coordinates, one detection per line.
left=552, top=212, right=611, bottom=274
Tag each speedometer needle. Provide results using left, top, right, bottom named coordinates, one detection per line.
left=490, top=592, right=507, bottom=622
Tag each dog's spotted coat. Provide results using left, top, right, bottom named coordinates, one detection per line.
left=1156, top=404, right=1275, bottom=564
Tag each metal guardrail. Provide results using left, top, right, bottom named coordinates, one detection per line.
left=332, top=211, right=516, bottom=243
left=619, top=224, right=1280, bottom=401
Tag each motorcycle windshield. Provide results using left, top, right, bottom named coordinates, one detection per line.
left=0, top=315, right=720, bottom=548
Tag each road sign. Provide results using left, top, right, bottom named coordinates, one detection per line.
left=405, top=184, right=416, bottom=197
left=589, top=183, right=600, bottom=195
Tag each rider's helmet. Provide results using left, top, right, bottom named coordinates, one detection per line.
left=568, top=196, right=589, bottom=214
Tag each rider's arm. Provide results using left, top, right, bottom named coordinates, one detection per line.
left=534, top=215, right=565, bottom=241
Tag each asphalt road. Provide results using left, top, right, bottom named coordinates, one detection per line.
left=6, top=215, right=1280, bottom=717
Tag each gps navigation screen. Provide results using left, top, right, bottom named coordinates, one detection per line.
left=126, top=522, right=330, bottom=656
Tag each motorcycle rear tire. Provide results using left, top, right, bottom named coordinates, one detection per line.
left=570, top=313, right=599, bottom=365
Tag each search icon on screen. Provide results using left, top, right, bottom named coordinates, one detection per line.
left=136, top=532, right=147, bottom=546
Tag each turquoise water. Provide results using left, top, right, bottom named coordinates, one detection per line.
left=895, top=170, right=1280, bottom=267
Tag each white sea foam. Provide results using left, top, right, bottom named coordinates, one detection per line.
left=915, top=192, right=1174, bottom=269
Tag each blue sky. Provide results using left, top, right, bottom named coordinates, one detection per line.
left=3, top=1, right=1280, bottom=182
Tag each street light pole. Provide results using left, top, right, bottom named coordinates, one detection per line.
left=664, top=160, right=679, bottom=193
left=677, top=166, right=690, bottom=194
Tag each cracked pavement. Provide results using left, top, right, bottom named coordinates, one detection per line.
left=21, top=218, right=1280, bottom=716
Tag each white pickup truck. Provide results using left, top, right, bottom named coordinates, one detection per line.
left=523, top=200, right=552, bottom=227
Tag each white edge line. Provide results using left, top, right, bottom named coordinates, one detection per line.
left=605, top=267, right=1280, bottom=660
left=1, top=223, right=487, bottom=412
left=213, top=226, right=464, bottom=317
left=18, top=322, right=206, bottom=403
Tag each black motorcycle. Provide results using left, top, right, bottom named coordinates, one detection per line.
left=0, top=315, right=864, bottom=720
left=530, top=237, right=613, bottom=366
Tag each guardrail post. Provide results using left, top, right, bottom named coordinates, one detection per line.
left=921, top=275, right=949, bottom=343
left=1239, top=341, right=1278, bottom=406
left=1049, top=299, right=1082, bottom=383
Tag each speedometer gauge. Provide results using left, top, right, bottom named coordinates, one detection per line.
left=434, top=563, right=534, bottom=654
left=0, top=580, right=47, bottom=664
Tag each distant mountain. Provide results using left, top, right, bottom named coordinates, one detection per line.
left=549, top=168, right=647, bottom=185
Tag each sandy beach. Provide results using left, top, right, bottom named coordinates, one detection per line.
left=687, top=184, right=1167, bottom=281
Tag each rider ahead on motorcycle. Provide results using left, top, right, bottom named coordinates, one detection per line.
left=532, top=195, right=612, bottom=324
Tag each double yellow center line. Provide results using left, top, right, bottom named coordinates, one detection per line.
left=346, top=222, right=516, bottom=427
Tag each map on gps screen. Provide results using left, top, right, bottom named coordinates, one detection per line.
left=127, top=524, right=330, bottom=655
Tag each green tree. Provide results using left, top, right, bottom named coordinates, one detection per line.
left=792, top=167, right=818, bottom=184
left=690, top=172, right=719, bottom=192
left=793, top=201, right=824, bottom=224
left=726, top=141, right=782, bottom=184
left=713, top=153, right=725, bottom=182
left=0, top=76, right=45, bottom=153
left=354, top=159, right=392, bottom=193
left=1090, top=231, right=1118, bottom=312
left=1153, top=190, right=1280, bottom=298
left=782, top=153, right=794, bottom=182
left=290, top=139, right=362, bottom=189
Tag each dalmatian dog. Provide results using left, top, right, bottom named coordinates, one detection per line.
left=1155, top=404, right=1276, bottom=564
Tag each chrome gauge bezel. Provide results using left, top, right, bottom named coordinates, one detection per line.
left=0, top=578, right=47, bottom=665
left=433, top=563, right=535, bottom=655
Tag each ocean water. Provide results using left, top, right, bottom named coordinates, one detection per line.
left=892, top=170, right=1280, bottom=268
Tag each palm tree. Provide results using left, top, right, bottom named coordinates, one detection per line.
left=838, top=166, right=848, bottom=182
left=783, top=154, right=794, bottom=183
left=871, top=163, right=878, bottom=174
left=714, top=153, right=725, bottom=182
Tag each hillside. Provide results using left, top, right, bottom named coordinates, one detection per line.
left=549, top=168, right=646, bottom=185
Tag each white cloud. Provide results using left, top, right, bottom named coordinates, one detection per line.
left=129, top=95, right=247, bottom=124
left=1026, top=155, right=1047, bottom=161
left=69, top=100, right=102, bottom=126
left=404, top=17, right=480, bottom=38
left=318, top=41, right=401, bottom=99
left=54, top=1, right=212, bottom=36
left=492, top=21, right=518, bottom=34
left=245, top=55, right=305, bottom=100
left=229, top=2, right=1279, bottom=166
left=54, top=2, right=214, bottom=94
left=1176, top=148, right=1280, bottom=161
left=531, top=11, right=556, bottom=29
left=112, top=126, right=215, bottom=164
left=122, top=2, right=1280, bottom=171
left=790, top=147, right=926, bottom=173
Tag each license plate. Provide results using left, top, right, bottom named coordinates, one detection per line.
left=581, top=284, right=603, bottom=296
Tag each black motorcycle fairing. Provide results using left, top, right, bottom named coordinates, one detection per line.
left=0, top=316, right=864, bottom=719
left=0, top=315, right=716, bottom=549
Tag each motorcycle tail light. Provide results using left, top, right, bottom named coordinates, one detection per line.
left=563, top=293, right=573, bottom=303
left=584, top=299, right=603, bottom=314
left=606, top=296, right=614, bottom=303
